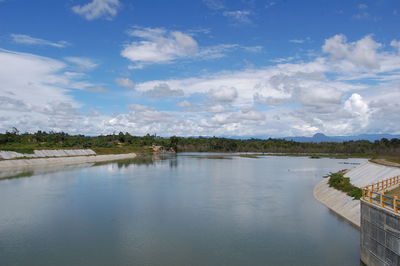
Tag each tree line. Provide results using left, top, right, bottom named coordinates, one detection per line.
left=1, top=129, right=400, bottom=156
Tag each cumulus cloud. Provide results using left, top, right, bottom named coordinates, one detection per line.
left=11, top=34, right=69, bottom=48
left=72, top=0, right=120, bottom=21
left=3, top=34, right=400, bottom=137
left=343, top=93, right=370, bottom=129
left=209, top=86, right=238, bottom=102
left=344, top=93, right=369, bottom=116
left=144, top=83, right=184, bottom=98
left=128, top=34, right=400, bottom=136
left=323, top=34, right=381, bottom=70
left=121, top=27, right=198, bottom=65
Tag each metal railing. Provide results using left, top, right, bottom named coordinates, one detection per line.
left=362, top=175, right=400, bottom=214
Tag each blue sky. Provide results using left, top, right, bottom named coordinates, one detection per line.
left=0, top=0, right=400, bottom=137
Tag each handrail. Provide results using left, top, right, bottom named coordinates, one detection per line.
left=362, top=175, right=400, bottom=213
left=363, top=175, right=400, bottom=192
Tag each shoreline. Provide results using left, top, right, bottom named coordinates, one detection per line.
left=0, top=153, right=137, bottom=169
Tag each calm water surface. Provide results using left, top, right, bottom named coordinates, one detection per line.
left=0, top=154, right=366, bottom=266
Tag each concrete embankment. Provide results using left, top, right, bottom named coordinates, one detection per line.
left=0, top=153, right=136, bottom=169
left=314, top=178, right=361, bottom=227
left=0, top=149, right=96, bottom=159
left=314, top=161, right=400, bottom=228
left=346, top=161, right=400, bottom=187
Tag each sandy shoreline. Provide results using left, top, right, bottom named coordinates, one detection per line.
left=0, top=153, right=137, bottom=169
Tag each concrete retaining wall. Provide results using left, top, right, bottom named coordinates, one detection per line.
left=313, top=178, right=360, bottom=227
left=0, top=149, right=96, bottom=159
left=361, top=201, right=400, bottom=266
left=0, top=153, right=136, bottom=169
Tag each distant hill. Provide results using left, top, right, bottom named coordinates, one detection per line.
left=283, top=133, right=400, bottom=143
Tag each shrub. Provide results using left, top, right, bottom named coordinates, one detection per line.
left=327, top=170, right=362, bottom=200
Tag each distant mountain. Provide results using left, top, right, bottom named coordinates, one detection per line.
left=283, top=133, right=400, bottom=143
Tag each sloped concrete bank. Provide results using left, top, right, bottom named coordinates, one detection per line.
left=0, top=153, right=136, bottom=169
left=314, top=161, right=400, bottom=229
left=346, top=161, right=400, bottom=187
left=0, top=149, right=96, bottom=159
left=314, top=178, right=361, bottom=227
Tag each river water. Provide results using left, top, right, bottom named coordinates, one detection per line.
left=0, top=154, right=366, bottom=266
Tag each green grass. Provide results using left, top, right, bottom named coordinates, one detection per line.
left=91, top=146, right=151, bottom=155
left=0, top=144, right=36, bottom=154
left=326, top=170, right=362, bottom=200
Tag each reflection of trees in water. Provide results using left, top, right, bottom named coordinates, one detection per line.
left=169, top=158, right=178, bottom=168
left=114, top=154, right=177, bottom=168
left=116, top=156, right=155, bottom=168
left=0, top=170, right=35, bottom=181
left=0, top=154, right=179, bottom=180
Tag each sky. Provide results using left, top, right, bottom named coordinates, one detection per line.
left=0, top=0, right=399, bottom=137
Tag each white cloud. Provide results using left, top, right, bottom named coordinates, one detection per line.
left=144, top=83, right=184, bottom=98
left=344, top=93, right=369, bottom=116
left=127, top=104, right=154, bottom=112
left=177, top=100, right=192, bottom=108
left=343, top=93, right=370, bottom=129
left=243, top=46, right=263, bottom=53
left=203, top=0, right=225, bottom=10
left=11, top=34, right=69, bottom=48
left=128, top=34, right=400, bottom=136
left=0, top=49, right=74, bottom=107
left=209, top=86, right=238, bottom=102
left=3, top=34, right=400, bottom=137
left=121, top=27, right=198, bottom=65
left=121, top=27, right=254, bottom=66
left=116, top=78, right=134, bottom=89
left=269, top=57, right=295, bottom=63
left=289, top=39, right=305, bottom=44
left=323, top=34, right=381, bottom=70
left=65, top=57, right=98, bottom=71
left=209, top=104, right=226, bottom=113
left=391, top=40, right=400, bottom=53
left=222, top=10, right=252, bottom=24
left=72, top=0, right=120, bottom=21
left=0, top=49, right=110, bottom=134
left=197, top=44, right=239, bottom=59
